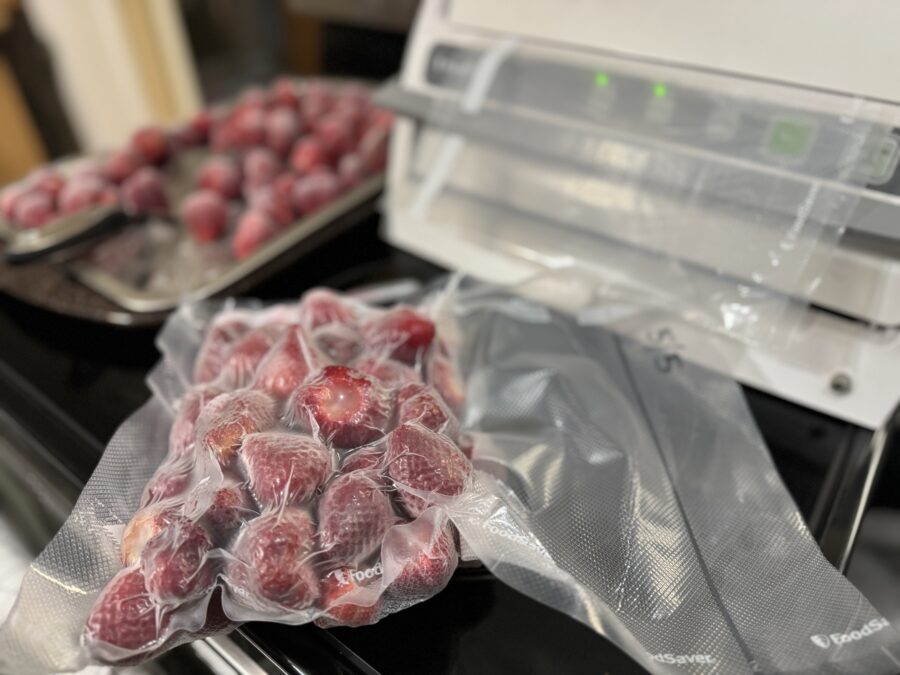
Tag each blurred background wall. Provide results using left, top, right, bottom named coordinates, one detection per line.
left=0, top=0, right=416, bottom=183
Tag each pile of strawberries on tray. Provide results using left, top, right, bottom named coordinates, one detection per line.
left=0, top=78, right=391, bottom=261
left=83, top=288, right=472, bottom=662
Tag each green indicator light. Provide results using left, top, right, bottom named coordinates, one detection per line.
left=594, top=72, right=610, bottom=87
left=653, top=83, right=668, bottom=98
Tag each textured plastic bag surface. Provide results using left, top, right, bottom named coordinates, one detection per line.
left=1, top=280, right=898, bottom=674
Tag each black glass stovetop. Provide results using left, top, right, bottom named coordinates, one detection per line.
left=0, top=215, right=883, bottom=675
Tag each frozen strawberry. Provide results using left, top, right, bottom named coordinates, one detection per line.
left=316, top=567, right=382, bottom=627
left=121, top=167, right=169, bottom=215
left=358, top=124, right=389, bottom=173
left=227, top=509, right=319, bottom=610
left=168, top=122, right=203, bottom=150
left=142, top=519, right=215, bottom=604
left=300, top=82, right=334, bottom=126
left=265, top=107, right=302, bottom=156
left=59, top=176, right=112, bottom=215
left=104, top=147, right=146, bottom=184
left=398, top=386, right=457, bottom=437
left=210, top=120, right=241, bottom=153
left=313, top=112, right=355, bottom=160
left=232, top=208, right=277, bottom=260
left=29, top=167, right=65, bottom=200
left=362, top=306, right=435, bottom=364
left=222, top=323, right=286, bottom=385
left=271, top=77, right=301, bottom=109
left=289, top=136, right=329, bottom=175
left=236, top=86, right=271, bottom=112
left=181, top=189, right=229, bottom=243
left=291, top=171, right=340, bottom=215
left=241, top=432, right=332, bottom=508
left=141, top=458, right=193, bottom=506
left=198, top=155, right=242, bottom=200
left=131, top=126, right=170, bottom=165
left=232, top=106, right=267, bottom=147
left=196, top=389, right=276, bottom=466
left=194, top=319, right=250, bottom=383
left=189, top=109, right=214, bottom=143
left=337, top=152, right=366, bottom=190
left=384, top=518, right=457, bottom=601
left=318, top=471, right=394, bottom=565
left=386, top=423, right=471, bottom=517
left=272, top=172, right=298, bottom=204
left=352, top=355, right=421, bottom=388
left=121, top=504, right=179, bottom=566
left=71, top=159, right=106, bottom=183
left=13, top=190, right=54, bottom=229
left=299, top=287, right=359, bottom=329
left=341, top=443, right=386, bottom=472
left=428, top=353, right=465, bottom=414
left=289, top=365, right=391, bottom=449
left=253, top=327, right=320, bottom=399
left=204, top=480, right=251, bottom=531
left=243, top=147, right=282, bottom=191
left=394, top=382, right=426, bottom=409
left=246, top=186, right=294, bottom=229
left=314, top=325, right=361, bottom=363
left=85, top=567, right=169, bottom=653
left=1, top=183, right=30, bottom=220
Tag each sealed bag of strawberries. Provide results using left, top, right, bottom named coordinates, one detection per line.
left=2, top=279, right=898, bottom=675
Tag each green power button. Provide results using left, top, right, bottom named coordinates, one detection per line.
left=766, top=118, right=814, bottom=158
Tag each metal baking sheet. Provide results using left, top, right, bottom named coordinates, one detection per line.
left=68, top=176, right=383, bottom=313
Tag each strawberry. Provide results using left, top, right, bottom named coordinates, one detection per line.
left=232, top=209, right=278, bottom=260
left=181, top=189, right=228, bottom=243
left=299, top=287, right=359, bottom=329
left=386, top=423, right=471, bottom=517
left=221, top=323, right=286, bottom=386
left=242, top=147, right=282, bottom=191
left=265, top=107, right=302, bottom=156
left=316, top=566, right=382, bottom=627
left=169, top=384, right=225, bottom=456
left=142, top=519, right=216, bottom=604
left=130, top=126, right=170, bottom=165
left=194, top=319, right=250, bottom=383
left=362, top=307, right=435, bottom=364
left=398, top=386, right=457, bottom=438
left=203, top=480, right=252, bottom=531
left=241, top=432, right=332, bottom=509
left=252, top=327, right=321, bottom=399
left=85, top=567, right=170, bottom=653
left=197, top=155, right=242, bottom=200
left=121, top=505, right=179, bottom=567
left=384, top=519, right=457, bottom=601
left=289, top=136, right=329, bottom=175
left=270, top=77, right=301, bottom=110
left=289, top=365, right=391, bottom=449
left=196, top=390, right=276, bottom=466
left=317, top=471, right=394, bottom=565
left=341, top=444, right=386, bottom=472
left=313, top=324, right=362, bottom=363
left=121, top=167, right=169, bottom=215
left=352, top=354, right=421, bottom=388
left=141, top=457, right=193, bottom=507
left=227, top=509, right=319, bottom=611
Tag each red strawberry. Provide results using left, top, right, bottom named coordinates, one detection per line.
left=272, top=171, right=299, bottom=203
left=386, top=423, right=471, bottom=517
left=337, top=152, right=367, bottom=191
left=242, top=147, right=282, bottom=191
left=104, top=147, right=146, bottom=184
left=289, top=136, right=329, bottom=175
left=299, top=287, right=358, bottom=329
left=28, top=167, right=65, bottom=200
left=197, top=155, right=242, bottom=200
left=13, top=190, right=54, bottom=229
left=265, top=107, right=302, bottom=156
left=270, top=77, right=301, bottom=110
left=141, top=457, right=193, bottom=507
left=232, top=209, right=278, bottom=260
left=316, top=566, right=382, bottom=627
left=246, top=185, right=295, bottom=230
left=121, top=167, right=169, bottom=215
left=196, top=390, right=276, bottom=466
left=341, top=444, right=386, bottom=473
left=222, top=323, right=286, bottom=386
left=253, top=327, right=321, bottom=399
left=85, top=567, right=169, bottom=653
left=181, top=189, right=229, bottom=243
left=352, top=355, right=421, bottom=388
left=291, top=171, right=340, bottom=215
left=142, top=519, right=215, bottom=604
left=313, top=112, right=355, bottom=160
left=189, top=109, right=214, bottom=143
left=232, top=106, right=267, bottom=147
left=121, top=504, right=179, bottom=566
left=384, top=518, right=457, bottom=601
left=398, top=386, right=457, bottom=437
left=313, top=324, right=362, bottom=363
left=289, top=365, right=391, bottom=449
left=204, top=480, right=251, bottom=531
left=170, top=385, right=224, bottom=457
left=194, top=319, right=250, bottom=383
left=317, top=471, right=394, bottom=565
left=241, top=432, right=332, bottom=509
left=130, top=126, right=170, bottom=165
left=362, top=307, right=435, bottom=364
left=427, top=353, right=465, bottom=414
left=394, top=382, right=426, bottom=409
left=227, top=509, right=319, bottom=611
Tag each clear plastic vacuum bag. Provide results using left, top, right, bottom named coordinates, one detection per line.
left=1, top=279, right=898, bottom=674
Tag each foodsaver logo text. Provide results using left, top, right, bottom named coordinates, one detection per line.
left=810, top=618, right=891, bottom=648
